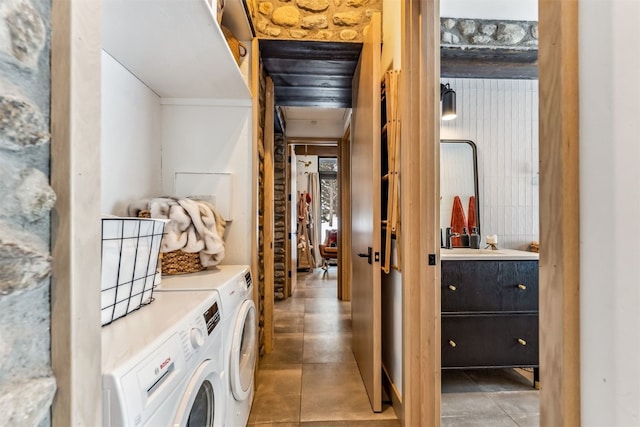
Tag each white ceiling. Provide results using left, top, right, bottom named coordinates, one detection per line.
left=282, top=106, right=351, bottom=139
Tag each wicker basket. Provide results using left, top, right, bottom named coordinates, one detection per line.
left=138, top=210, right=205, bottom=275
left=221, top=25, right=247, bottom=66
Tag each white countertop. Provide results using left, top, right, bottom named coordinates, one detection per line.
left=440, top=248, right=539, bottom=261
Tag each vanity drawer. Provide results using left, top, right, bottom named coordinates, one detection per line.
left=441, top=260, right=538, bottom=312
left=441, top=314, right=539, bottom=368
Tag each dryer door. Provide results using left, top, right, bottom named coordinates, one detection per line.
left=230, top=299, right=257, bottom=401
left=172, top=360, right=225, bottom=427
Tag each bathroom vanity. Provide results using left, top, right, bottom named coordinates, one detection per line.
left=440, top=248, right=539, bottom=381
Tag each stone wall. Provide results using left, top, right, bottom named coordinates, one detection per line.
left=0, top=0, right=57, bottom=425
left=441, top=17, right=538, bottom=49
left=248, top=0, right=382, bottom=41
left=273, top=135, right=286, bottom=300
left=257, top=61, right=267, bottom=357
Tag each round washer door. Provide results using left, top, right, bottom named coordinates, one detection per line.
left=172, top=360, right=225, bottom=427
left=230, top=299, right=257, bottom=401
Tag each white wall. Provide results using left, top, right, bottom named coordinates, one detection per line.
left=440, top=0, right=537, bottom=21
left=160, top=104, right=253, bottom=265
left=580, top=0, right=640, bottom=424
left=441, top=78, right=539, bottom=250
left=101, top=51, right=163, bottom=215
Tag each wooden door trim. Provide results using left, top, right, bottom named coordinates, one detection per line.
left=339, top=127, right=351, bottom=301
left=251, top=37, right=262, bottom=348
left=538, top=0, right=581, bottom=424
left=50, top=1, right=102, bottom=425
left=285, top=144, right=295, bottom=297
left=287, top=137, right=341, bottom=145
left=401, top=0, right=440, bottom=425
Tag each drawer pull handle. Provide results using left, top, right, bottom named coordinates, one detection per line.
left=518, top=338, right=527, bottom=346
left=449, top=340, right=457, bottom=348
left=448, top=285, right=457, bottom=291
left=517, top=284, right=527, bottom=290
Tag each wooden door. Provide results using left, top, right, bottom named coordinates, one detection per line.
left=287, top=144, right=298, bottom=296
left=350, top=12, right=382, bottom=412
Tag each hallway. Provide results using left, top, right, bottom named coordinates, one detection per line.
left=248, top=268, right=399, bottom=426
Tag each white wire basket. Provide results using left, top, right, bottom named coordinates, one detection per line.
left=100, top=217, right=168, bottom=326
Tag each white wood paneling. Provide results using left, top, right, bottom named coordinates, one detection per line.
left=441, top=78, right=539, bottom=250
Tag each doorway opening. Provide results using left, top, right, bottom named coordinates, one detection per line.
left=288, top=141, right=342, bottom=290
left=318, top=156, right=339, bottom=272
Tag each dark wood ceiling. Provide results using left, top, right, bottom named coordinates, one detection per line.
left=259, top=39, right=362, bottom=109
left=259, top=39, right=538, bottom=122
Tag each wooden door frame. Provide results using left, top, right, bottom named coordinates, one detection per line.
left=262, top=75, right=275, bottom=354
left=400, top=1, right=440, bottom=425
left=538, top=0, right=580, bottom=424
left=284, top=137, right=341, bottom=292
left=338, top=127, right=352, bottom=301
left=403, top=1, right=581, bottom=425
left=51, top=1, right=102, bottom=425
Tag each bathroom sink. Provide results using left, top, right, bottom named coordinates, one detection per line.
left=443, top=248, right=504, bottom=255
left=440, top=247, right=538, bottom=260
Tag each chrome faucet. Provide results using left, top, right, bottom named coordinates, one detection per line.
left=445, top=228, right=460, bottom=249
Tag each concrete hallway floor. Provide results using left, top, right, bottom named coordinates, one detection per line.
left=248, top=268, right=398, bottom=427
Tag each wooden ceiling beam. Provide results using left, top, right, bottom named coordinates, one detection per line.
left=269, top=73, right=352, bottom=88
left=259, top=39, right=362, bottom=60
left=275, top=87, right=351, bottom=108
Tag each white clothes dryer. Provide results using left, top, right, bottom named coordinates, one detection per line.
left=102, top=290, right=226, bottom=427
left=157, top=265, right=256, bottom=427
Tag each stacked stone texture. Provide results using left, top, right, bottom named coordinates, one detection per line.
left=441, top=17, right=538, bottom=49
left=273, top=136, right=286, bottom=300
left=0, top=0, right=57, bottom=425
left=253, top=0, right=381, bottom=41
left=257, top=61, right=267, bottom=357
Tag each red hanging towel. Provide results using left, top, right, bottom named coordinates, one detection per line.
left=450, top=195, right=467, bottom=247
left=468, top=195, right=477, bottom=232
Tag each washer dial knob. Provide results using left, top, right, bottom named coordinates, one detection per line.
left=190, top=328, right=205, bottom=349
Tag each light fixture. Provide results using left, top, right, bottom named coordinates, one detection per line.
left=440, top=83, right=457, bottom=121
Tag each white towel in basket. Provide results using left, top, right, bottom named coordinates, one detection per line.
left=128, top=197, right=226, bottom=267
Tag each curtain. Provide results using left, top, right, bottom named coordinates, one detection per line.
left=307, top=172, right=322, bottom=267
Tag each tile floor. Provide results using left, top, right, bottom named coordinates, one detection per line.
left=248, top=268, right=399, bottom=427
left=441, top=369, right=539, bottom=426
left=248, top=268, right=539, bottom=427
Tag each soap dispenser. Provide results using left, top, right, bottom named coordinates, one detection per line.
left=461, top=228, right=470, bottom=248
left=470, top=227, right=480, bottom=249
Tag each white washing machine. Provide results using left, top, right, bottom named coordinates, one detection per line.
left=157, top=265, right=256, bottom=427
left=102, top=290, right=226, bottom=427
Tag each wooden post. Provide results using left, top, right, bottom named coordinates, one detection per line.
left=538, top=0, right=581, bottom=425
left=401, top=0, right=441, bottom=425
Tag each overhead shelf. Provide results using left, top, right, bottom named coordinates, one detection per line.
left=102, top=0, right=251, bottom=100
